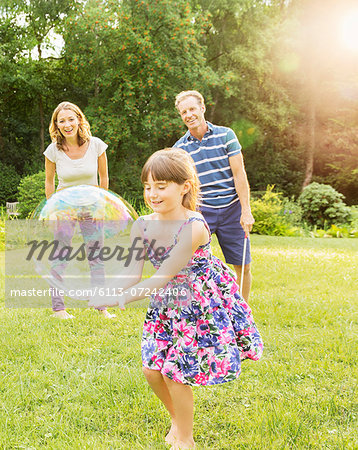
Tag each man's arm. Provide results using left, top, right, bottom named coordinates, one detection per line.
left=229, top=153, right=255, bottom=235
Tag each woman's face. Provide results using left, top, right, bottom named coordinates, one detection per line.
left=56, top=109, right=80, bottom=140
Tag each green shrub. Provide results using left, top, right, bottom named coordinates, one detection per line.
left=251, top=186, right=301, bottom=236
left=298, top=182, right=351, bottom=228
left=325, top=224, right=358, bottom=238
left=349, top=205, right=358, bottom=229
left=0, top=162, right=20, bottom=205
left=17, top=171, right=47, bottom=218
left=312, top=224, right=358, bottom=238
left=281, top=196, right=303, bottom=227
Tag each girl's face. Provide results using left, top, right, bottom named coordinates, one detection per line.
left=56, top=109, right=80, bottom=140
left=144, top=172, right=190, bottom=214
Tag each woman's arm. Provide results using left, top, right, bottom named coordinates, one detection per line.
left=98, top=152, right=109, bottom=190
left=45, top=157, right=56, bottom=199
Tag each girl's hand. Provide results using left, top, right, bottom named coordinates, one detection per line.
left=88, top=293, right=125, bottom=309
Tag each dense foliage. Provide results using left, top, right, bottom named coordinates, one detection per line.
left=1, top=0, right=357, bottom=205
left=250, top=186, right=302, bottom=236
left=298, top=182, right=351, bottom=228
left=17, top=171, right=47, bottom=218
left=61, top=0, right=216, bottom=198
left=0, top=162, right=20, bottom=204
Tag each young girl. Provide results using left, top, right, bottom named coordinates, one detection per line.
left=89, top=148, right=263, bottom=449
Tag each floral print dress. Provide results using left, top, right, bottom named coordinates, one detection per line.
left=140, top=216, right=263, bottom=386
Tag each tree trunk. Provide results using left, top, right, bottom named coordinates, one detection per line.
left=0, top=122, right=4, bottom=154
left=94, top=77, right=99, bottom=97
left=208, top=90, right=220, bottom=122
left=38, top=43, right=45, bottom=154
left=302, top=20, right=319, bottom=190
left=302, top=97, right=315, bottom=188
left=39, top=95, right=45, bottom=154
left=208, top=39, right=224, bottom=123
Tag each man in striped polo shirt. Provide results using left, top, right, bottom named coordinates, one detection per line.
left=174, top=90, right=255, bottom=301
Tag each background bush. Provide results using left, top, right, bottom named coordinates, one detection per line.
left=349, top=206, right=358, bottom=229
left=298, top=182, right=351, bottom=228
left=0, top=162, right=20, bottom=205
left=251, top=186, right=301, bottom=236
left=280, top=196, right=303, bottom=227
left=17, top=171, right=48, bottom=218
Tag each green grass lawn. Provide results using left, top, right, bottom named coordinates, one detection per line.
left=0, top=235, right=357, bottom=449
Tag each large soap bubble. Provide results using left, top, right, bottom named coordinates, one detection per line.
left=30, top=185, right=138, bottom=302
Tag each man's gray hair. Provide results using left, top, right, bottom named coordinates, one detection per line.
left=175, top=90, right=205, bottom=110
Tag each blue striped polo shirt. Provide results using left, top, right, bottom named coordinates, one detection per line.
left=174, top=122, right=242, bottom=208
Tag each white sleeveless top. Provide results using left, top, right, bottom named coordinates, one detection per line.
left=43, top=136, right=107, bottom=191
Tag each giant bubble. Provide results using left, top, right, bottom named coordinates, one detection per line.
left=31, top=185, right=138, bottom=301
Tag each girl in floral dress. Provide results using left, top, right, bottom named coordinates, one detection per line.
left=89, top=148, right=263, bottom=449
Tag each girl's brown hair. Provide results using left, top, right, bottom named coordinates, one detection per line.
left=141, top=148, right=200, bottom=211
left=49, top=102, right=91, bottom=151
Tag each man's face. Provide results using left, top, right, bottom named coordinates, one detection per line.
left=177, top=96, right=206, bottom=132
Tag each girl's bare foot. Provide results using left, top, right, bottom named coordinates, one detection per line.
left=98, top=310, right=116, bottom=319
left=52, top=310, right=74, bottom=319
left=165, top=423, right=178, bottom=445
left=171, top=438, right=195, bottom=449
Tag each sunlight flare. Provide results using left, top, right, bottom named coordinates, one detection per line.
left=340, top=10, right=358, bottom=52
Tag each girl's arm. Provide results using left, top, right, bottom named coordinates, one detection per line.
left=120, top=219, right=208, bottom=306
left=98, top=152, right=109, bottom=190
left=88, top=220, right=145, bottom=308
left=45, top=157, right=56, bottom=199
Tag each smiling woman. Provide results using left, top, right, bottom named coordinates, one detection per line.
left=42, top=101, right=113, bottom=319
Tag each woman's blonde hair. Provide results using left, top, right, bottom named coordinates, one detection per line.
left=49, top=102, right=91, bottom=151
left=141, top=148, right=200, bottom=211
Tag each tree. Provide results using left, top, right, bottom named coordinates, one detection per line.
left=314, top=116, right=358, bottom=205
left=0, top=0, right=78, bottom=177
left=275, top=0, right=358, bottom=195
left=63, top=0, right=216, bottom=199
left=2, top=0, right=356, bottom=205
left=191, top=0, right=304, bottom=196
left=8, top=0, right=77, bottom=152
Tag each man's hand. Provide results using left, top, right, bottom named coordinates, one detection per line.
left=240, top=209, right=255, bottom=236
